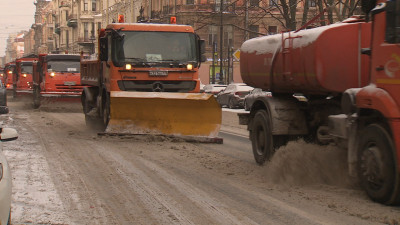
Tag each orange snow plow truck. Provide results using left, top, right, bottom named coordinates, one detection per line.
left=32, top=54, right=83, bottom=108
left=238, top=0, right=400, bottom=204
left=80, top=23, right=221, bottom=140
left=14, top=54, right=38, bottom=97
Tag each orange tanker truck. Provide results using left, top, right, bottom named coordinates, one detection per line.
left=238, top=0, right=400, bottom=204
left=80, top=23, right=221, bottom=140
left=32, top=54, right=84, bottom=108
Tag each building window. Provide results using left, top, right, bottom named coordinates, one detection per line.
left=215, top=0, right=221, bottom=11
left=187, top=0, right=194, bottom=4
left=66, top=30, right=69, bottom=48
left=65, top=10, right=69, bottom=21
left=84, top=0, right=88, bottom=11
left=268, top=26, right=277, bottom=34
left=97, top=22, right=101, bottom=33
left=224, top=25, right=233, bottom=47
left=308, top=0, right=316, bottom=7
left=84, top=22, right=89, bottom=40
left=92, top=0, right=97, bottom=11
left=269, top=0, right=277, bottom=7
left=91, top=22, right=95, bottom=38
left=208, top=25, right=218, bottom=46
left=249, top=25, right=259, bottom=39
left=250, top=0, right=259, bottom=7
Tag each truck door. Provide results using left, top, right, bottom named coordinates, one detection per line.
left=371, top=1, right=400, bottom=108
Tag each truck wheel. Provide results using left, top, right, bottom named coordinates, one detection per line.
left=33, top=86, right=40, bottom=109
left=83, top=97, right=104, bottom=131
left=0, top=106, right=9, bottom=114
left=102, top=93, right=110, bottom=128
left=251, top=110, right=274, bottom=165
left=357, top=123, right=400, bottom=205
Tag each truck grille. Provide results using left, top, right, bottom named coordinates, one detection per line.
left=117, top=80, right=197, bottom=92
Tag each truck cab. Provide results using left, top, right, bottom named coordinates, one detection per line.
left=84, top=23, right=205, bottom=93
left=14, top=55, right=37, bottom=97
left=38, top=54, right=83, bottom=96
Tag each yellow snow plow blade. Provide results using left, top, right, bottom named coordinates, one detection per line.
left=106, top=91, right=222, bottom=138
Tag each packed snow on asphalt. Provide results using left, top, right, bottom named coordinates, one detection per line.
left=1, top=97, right=399, bottom=225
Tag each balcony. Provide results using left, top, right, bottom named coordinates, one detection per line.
left=67, top=15, right=78, bottom=28
left=176, top=4, right=215, bottom=12
left=55, top=27, right=60, bottom=35
left=59, top=0, right=70, bottom=8
left=78, top=36, right=96, bottom=45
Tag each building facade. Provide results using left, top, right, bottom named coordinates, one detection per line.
left=3, top=0, right=356, bottom=83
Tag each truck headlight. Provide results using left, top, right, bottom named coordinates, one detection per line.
left=23, top=74, right=27, bottom=78
left=50, top=72, right=55, bottom=77
left=125, top=64, right=132, bottom=70
left=186, top=64, right=193, bottom=71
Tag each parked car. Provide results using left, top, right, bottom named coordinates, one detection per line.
left=216, top=83, right=254, bottom=109
left=0, top=80, right=8, bottom=114
left=0, top=127, right=18, bottom=225
left=244, top=88, right=272, bottom=111
left=203, top=84, right=227, bottom=97
left=199, top=82, right=205, bottom=93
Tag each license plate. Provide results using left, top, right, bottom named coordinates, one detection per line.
left=64, top=81, right=76, bottom=85
left=149, top=71, right=168, bottom=76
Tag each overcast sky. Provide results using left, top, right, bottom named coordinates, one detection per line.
left=0, top=0, right=36, bottom=57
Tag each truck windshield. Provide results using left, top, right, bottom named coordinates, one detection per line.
left=21, top=63, right=33, bottom=74
left=116, top=31, right=198, bottom=66
left=47, top=61, right=80, bottom=73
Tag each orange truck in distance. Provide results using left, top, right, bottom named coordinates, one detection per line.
left=3, top=62, right=16, bottom=91
left=80, top=23, right=221, bottom=141
left=14, top=54, right=38, bottom=97
left=32, top=54, right=84, bottom=108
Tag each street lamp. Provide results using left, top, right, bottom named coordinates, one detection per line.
left=219, top=0, right=224, bottom=84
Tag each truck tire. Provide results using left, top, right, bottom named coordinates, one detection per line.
left=0, top=106, right=9, bottom=114
left=102, top=93, right=110, bottom=128
left=33, top=86, right=40, bottom=109
left=83, top=96, right=104, bottom=131
left=251, top=110, right=274, bottom=165
left=357, top=123, right=400, bottom=205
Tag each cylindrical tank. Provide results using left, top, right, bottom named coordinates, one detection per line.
left=240, top=21, right=372, bottom=95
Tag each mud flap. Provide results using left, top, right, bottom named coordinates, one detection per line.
left=106, top=91, right=222, bottom=138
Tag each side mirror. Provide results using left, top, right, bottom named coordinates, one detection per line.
left=201, top=55, right=206, bottom=62
left=0, top=128, right=18, bottom=142
left=99, top=37, right=108, bottom=61
left=199, top=39, right=206, bottom=54
left=199, top=40, right=206, bottom=63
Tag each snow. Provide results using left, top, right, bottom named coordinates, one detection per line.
left=1, top=114, right=74, bottom=224
left=241, top=23, right=347, bottom=55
